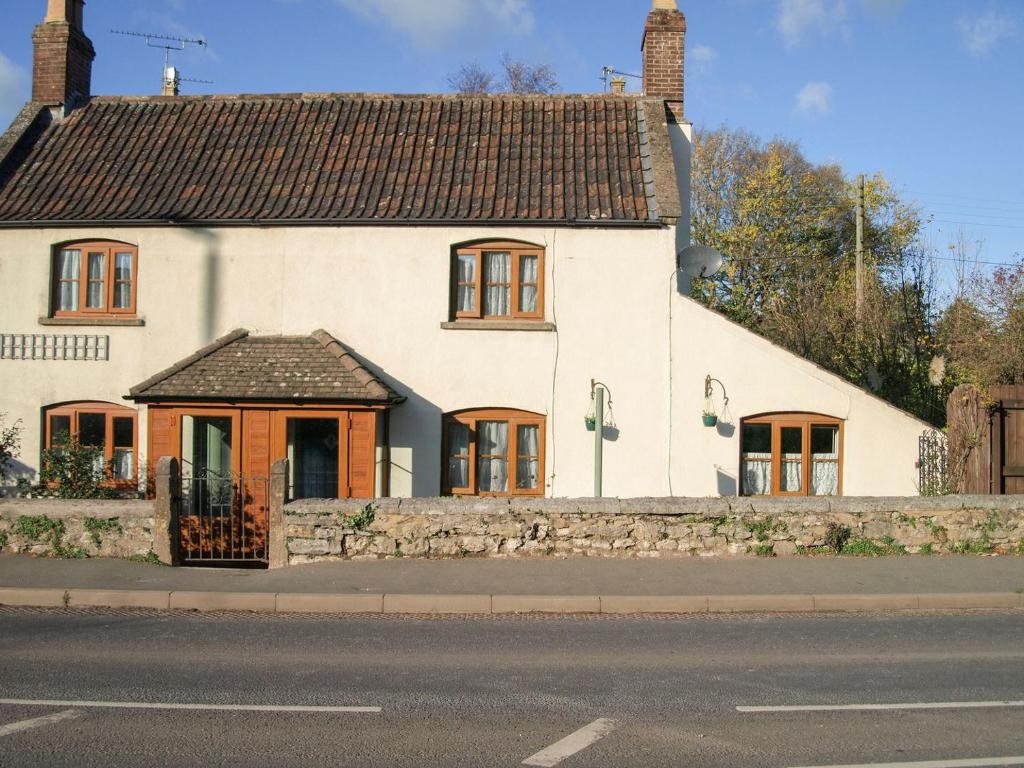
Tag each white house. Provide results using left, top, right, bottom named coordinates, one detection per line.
left=0, top=0, right=929, bottom=506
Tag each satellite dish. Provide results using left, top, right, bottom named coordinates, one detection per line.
left=677, top=244, right=724, bottom=279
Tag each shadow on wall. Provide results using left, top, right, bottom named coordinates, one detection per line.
left=0, top=458, right=36, bottom=496
left=332, top=340, right=443, bottom=497
left=717, top=467, right=737, bottom=496
left=183, top=228, right=221, bottom=342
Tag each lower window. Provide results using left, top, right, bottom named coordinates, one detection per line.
left=740, top=413, right=842, bottom=497
left=443, top=409, right=545, bottom=496
left=44, top=402, right=138, bottom=482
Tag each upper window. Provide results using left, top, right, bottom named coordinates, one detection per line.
left=443, top=409, right=545, bottom=496
left=452, top=242, right=544, bottom=320
left=44, top=401, right=138, bottom=483
left=52, top=241, right=138, bottom=317
left=740, top=413, right=843, bottom=497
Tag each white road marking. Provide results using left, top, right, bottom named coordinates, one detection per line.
left=522, top=718, right=618, bottom=767
left=0, top=709, right=82, bottom=738
left=739, top=700, right=1024, bottom=713
left=788, top=757, right=1024, bottom=768
left=0, top=698, right=379, bottom=713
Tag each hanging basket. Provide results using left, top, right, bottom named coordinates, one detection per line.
left=584, top=416, right=597, bottom=431
left=702, top=413, right=718, bottom=427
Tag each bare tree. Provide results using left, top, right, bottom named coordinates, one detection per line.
left=447, top=63, right=495, bottom=95
left=499, top=53, right=558, bottom=94
left=447, top=54, right=559, bottom=95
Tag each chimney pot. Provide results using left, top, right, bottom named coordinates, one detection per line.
left=610, top=77, right=626, bottom=95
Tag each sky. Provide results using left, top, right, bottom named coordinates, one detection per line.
left=1, top=0, right=1022, bottom=283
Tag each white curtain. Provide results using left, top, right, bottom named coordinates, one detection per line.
left=448, top=423, right=470, bottom=489
left=87, top=253, right=105, bottom=309
left=59, top=250, right=80, bottom=311
left=781, top=454, right=803, bottom=492
left=113, top=448, right=135, bottom=481
left=519, top=255, right=539, bottom=313
left=114, top=252, right=132, bottom=308
left=516, top=424, right=539, bottom=490
left=457, top=255, right=476, bottom=313
left=477, top=421, right=508, bottom=492
left=811, top=455, right=839, bottom=495
left=742, top=453, right=772, bottom=495
left=483, top=251, right=511, bottom=316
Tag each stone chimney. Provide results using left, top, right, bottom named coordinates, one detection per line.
left=32, top=0, right=95, bottom=114
left=641, top=0, right=686, bottom=121
left=610, top=76, right=626, bottom=95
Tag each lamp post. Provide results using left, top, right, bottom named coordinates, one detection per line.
left=590, top=380, right=613, bottom=497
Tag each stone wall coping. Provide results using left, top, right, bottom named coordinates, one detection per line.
left=0, top=498, right=154, bottom=520
left=284, top=495, right=1024, bottom=518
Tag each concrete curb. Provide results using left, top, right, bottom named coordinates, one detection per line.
left=0, top=589, right=1021, bottom=614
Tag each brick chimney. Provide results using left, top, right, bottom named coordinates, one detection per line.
left=641, top=0, right=686, bottom=121
left=32, top=0, right=95, bottom=115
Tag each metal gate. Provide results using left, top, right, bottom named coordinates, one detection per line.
left=917, top=429, right=949, bottom=496
left=177, top=472, right=269, bottom=566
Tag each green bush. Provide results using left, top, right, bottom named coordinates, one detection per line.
left=36, top=435, right=119, bottom=499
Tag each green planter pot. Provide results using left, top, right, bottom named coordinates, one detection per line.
left=702, top=413, right=718, bottom=427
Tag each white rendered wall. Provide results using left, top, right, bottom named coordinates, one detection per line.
left=667, top=294, right=930, bottom=496
left=0, top=224, right=675, bottom=498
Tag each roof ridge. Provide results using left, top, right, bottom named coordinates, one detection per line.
left=128, top=328, right=249, bottom=396
left=85, top=92, right=645, bottom=104
left=310, top=329, right=396, bottom=402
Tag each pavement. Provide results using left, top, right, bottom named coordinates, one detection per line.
left=1, top=552, right=1022, bottom=614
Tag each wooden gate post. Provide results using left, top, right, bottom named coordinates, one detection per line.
left=268, top=458, right=289, bottom=569
left=153, top=456, right=180, bottom=566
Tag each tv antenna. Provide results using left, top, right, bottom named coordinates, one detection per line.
left=601, top=66, right=641, bottom=92
left=111, top=30, right=210, bottom=92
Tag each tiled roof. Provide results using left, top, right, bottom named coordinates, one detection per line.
left=0, top=94, right=679, bottom=225
left=127, top=328, right=401, bottom=403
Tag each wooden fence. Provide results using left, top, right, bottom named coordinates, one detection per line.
left=947, top=384, right=1024, bottom=494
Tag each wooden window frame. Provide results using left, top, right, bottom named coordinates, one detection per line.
left=442, top=408, right=545, bottom=497
left=52, top=241, right=138, bottom=318
left=451, top=242, right=545, bottom=321
left=43, top=401, right=139, bottom=486
left=740, top=413, right=844, bottom=497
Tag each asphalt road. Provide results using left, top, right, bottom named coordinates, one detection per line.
left=0, top=608, right=1022, bottom=767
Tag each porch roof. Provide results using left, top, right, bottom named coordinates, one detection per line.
left=127, top=328, right=402, bottom=404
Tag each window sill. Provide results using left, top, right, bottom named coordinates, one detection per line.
left=440, top=320, right=556, bottom=332
left=39, top=317, right=145, bottom=327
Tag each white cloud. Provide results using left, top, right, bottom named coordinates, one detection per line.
left=690, top=44, right=718, bottom=63
left=958, top=11, right=1017, bottom=57
left=796, top=81, right=832, bottom=115
left=333, top=0, right=535, bottom=48
left=776, top=0, right=847, bottom=47
left=0, top=52, right=28, bottom=129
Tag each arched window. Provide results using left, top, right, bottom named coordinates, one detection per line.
left=451, top=241, right=544, bottom=321
left=740, top=413, right=843, bottom=497
left=443, top=409, right=545, bottom=496
left=44, top=401, right=138, bottom=482
left=52, top=241, right=138, bottom=318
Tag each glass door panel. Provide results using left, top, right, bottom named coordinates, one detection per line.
left=810, top=425, right=840, bottom=496
left=741, top=423, right=773, bottom=495
left=780, top=426, right=803, bottom=493
left=286, top=418, right=340, bottom=500
left=182, top=415, right=235, bottom=517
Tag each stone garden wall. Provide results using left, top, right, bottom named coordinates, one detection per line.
left=0, top=499, right=156, bottom=560
left=285, top=496, right=1024, bottom=564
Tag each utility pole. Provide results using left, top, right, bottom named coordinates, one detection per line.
left=855, top=174, right=865, bottom=325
